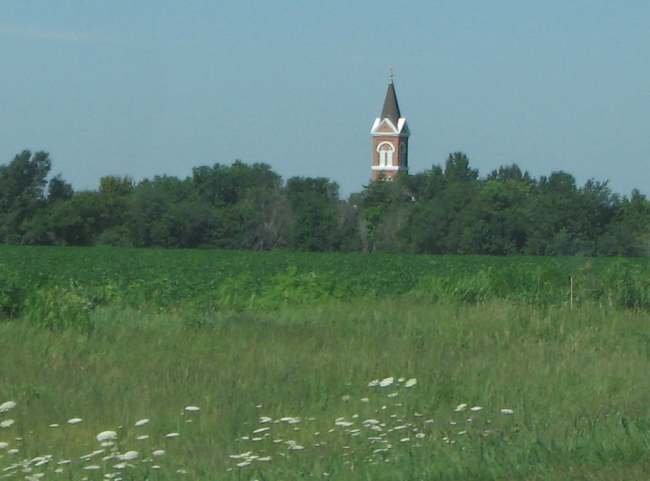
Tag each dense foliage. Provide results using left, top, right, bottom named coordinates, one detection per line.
left=1, top=150, right=649, bottom=255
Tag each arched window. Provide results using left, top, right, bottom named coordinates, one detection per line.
left=377, top=142, right=395, bottom=167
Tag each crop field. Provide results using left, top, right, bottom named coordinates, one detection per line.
left=1, top=246, right=650, bottom=319
left=2, top=246, right=650, bottom=480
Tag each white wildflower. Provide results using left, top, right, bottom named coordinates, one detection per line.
left=0, top=420, right=14, bottom=429
left=367, top=379, right=379, bottom=387
left=379, top=377, right=394, bottom=387
left=279, top=416, right=300, bottom=424
left=258, top=416, right=273, bottom=424
left=229, top=451, right=252, bottom=460
left=335, top=419, right=354, bottom=427
left=134, top=419, right=150, bottom=427
left=80, top=449, right=105, bottom=460
left=360, top=397, right=370, bottom=403
left=117, top=451, right=138, bottom=461
left=152, top=450, right=165, bottom=457
left=0, top=402, right=16, bottom=413
left=67, top=418, right=83, bottom=425
left=164, top=432, right=179, bottom=438
left=252, top=427, right=270, bottom=434
left=136, top=435, right=149, bottom=440
left=83, top=465, right=100, bottom=471
left=470, top=406, right=483, bottom=412
left=33, top=455, right=53, bottom=467
left=49, top=424, right=60, bottom=428
left=500, top=408, right=514, bottom=415
left=454, top=403, right=467, bottom=412
left=0, top=442, right=7, bottom=449
left=96, top=431, right=117, bottom=442
left=405, top=378, right=417, bottom=388
left=184, top=406, right=200, bottom=412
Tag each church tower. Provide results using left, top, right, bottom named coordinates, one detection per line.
left=370, top=76, right=410, bottom=181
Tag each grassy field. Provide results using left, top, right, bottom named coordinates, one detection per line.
left=2, top=247, right=650, bottom=480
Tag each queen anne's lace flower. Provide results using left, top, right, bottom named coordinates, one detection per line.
left=0, top=401, right=16, bottom=413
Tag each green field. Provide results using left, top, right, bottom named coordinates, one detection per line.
left=2, top=246, right=650, bottom=480
left=2, top=246, right=650, bottom=319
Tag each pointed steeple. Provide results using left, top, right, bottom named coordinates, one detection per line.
left=370, top=73, right=409, bottom=181
left=380, top=81, right=401, bottom=126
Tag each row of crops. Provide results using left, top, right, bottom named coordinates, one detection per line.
left=1, top=246, right=650, bottom=327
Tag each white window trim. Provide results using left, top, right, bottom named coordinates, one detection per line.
left=376, top=141, right=395, bottom=167
left=371, top=165, right=405, bottom=171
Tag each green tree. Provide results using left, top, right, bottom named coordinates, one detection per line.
left=444, top=152, right=478, bottom=183
left=464, top=178, right=530, bottom=254
left=286, top=177, right=340, bottom=251
left=524, top=172, right=583, bottom=255
left=47, top=175, right=74, bottom=204
left=0, top=150, right=51, bottom=242
left=127, top=176, right=213, bottom=248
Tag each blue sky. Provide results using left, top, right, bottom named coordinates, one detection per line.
left=1, top=1, right=648, bottom=196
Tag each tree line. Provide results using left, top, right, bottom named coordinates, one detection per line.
left=1, top=150, right=649, bottom=255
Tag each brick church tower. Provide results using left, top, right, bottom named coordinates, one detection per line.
left=370, top=77, right=410, bottom=181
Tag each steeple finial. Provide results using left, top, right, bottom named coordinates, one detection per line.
left=389, top=66, right=395, bottom=84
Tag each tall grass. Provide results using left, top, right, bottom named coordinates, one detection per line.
left=2, top=300, right=650, bottom=480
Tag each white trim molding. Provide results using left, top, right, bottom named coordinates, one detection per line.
left=371, top=165, right=406, bottom=171
left=370, top=117, right=410, bottom=136
left=376, top=141, right=396, bottom=150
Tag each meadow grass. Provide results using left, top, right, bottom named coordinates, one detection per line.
left=2, top=300, right=650, bottom=480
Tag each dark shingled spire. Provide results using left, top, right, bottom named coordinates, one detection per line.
left=381, top=81, right=401, bottom=126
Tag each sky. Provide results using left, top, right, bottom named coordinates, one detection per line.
left=1, top=1, right=648, bottom=197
